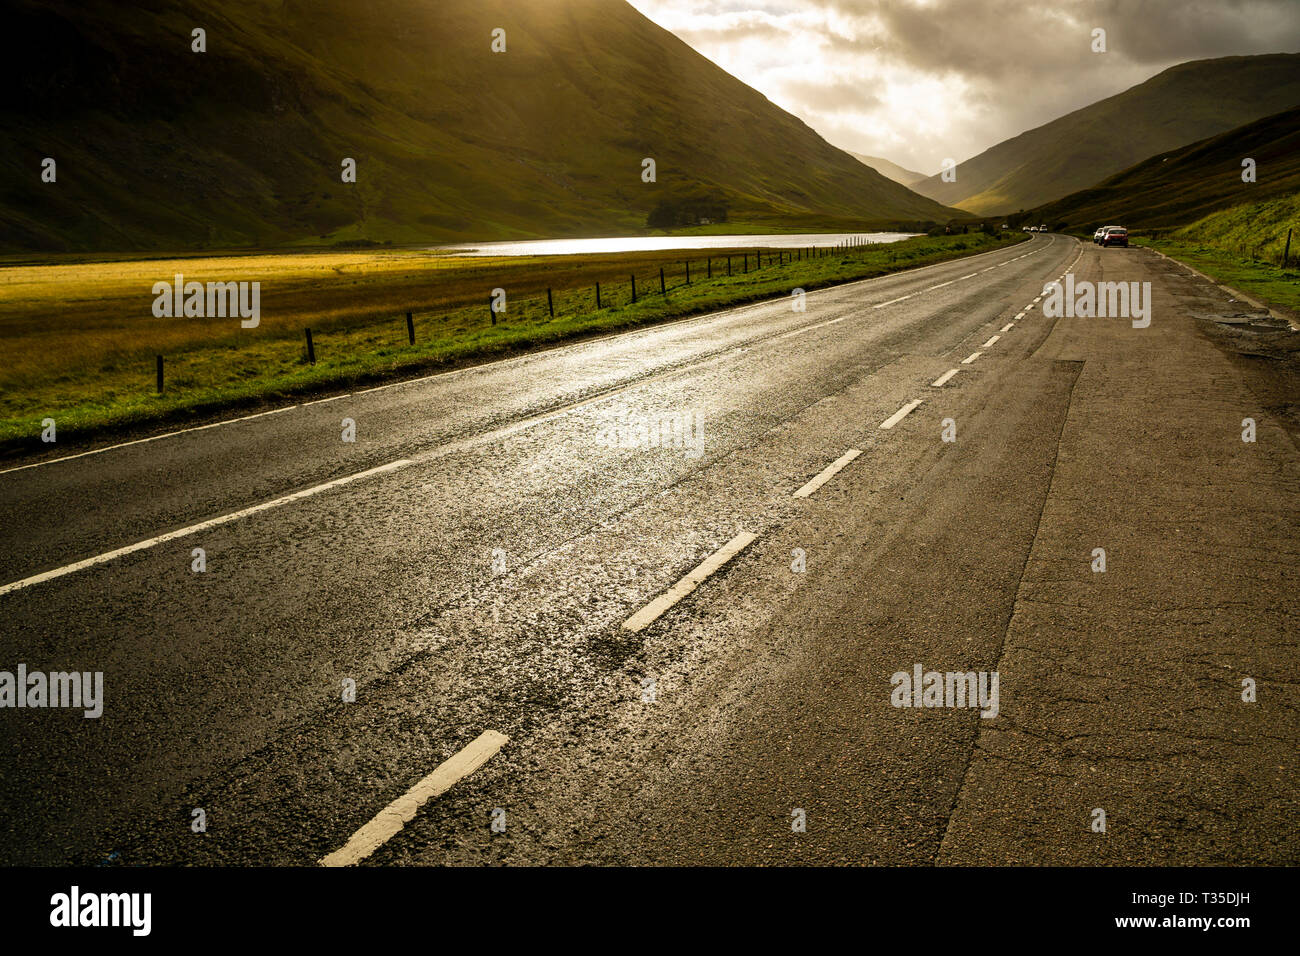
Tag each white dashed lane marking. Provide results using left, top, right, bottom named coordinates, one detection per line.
left=622, top=531, right=759, bottom=633
left=930, top=369, right=961, bottom=388
left=981, top=334, right=1000, bottom=348
left=793, top=448, right=862, bottom=499
left=319, top=730, right=509, bottom=867
left=880, top=399, right=923, bottom=430
left=961, top=352, right=982, bottom=365
left=1000, top=322, right=1014, bottom=332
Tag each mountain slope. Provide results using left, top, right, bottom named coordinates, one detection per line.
left=1028, top=107, right=1300, bottom=231
left=0, top=0, right=955, bottom=253
left=912, top=53, right=1300, bottom=215
left=1171, top=193, right=1300, bottom=265
left=850, top=153, right=928, bottom=187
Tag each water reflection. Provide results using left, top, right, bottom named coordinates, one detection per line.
left=432, top=233, right=917, bottom=257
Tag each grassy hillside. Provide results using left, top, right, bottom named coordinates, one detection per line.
left=911, top=54, right=1300, bottom=215
left=1026, top=108, right=1300, bottom=232
left=1135, top=193, right=1300, bottom=315
left=1171, top=193, right=1300, bottom=264
left=0, top=0, right=954, bottom=254
left=850, top=153, right=928, bottom=187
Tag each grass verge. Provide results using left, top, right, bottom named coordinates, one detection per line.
left=1136, top=238, right=1300, bottom=315
left=0, top=231, right=1026, bottom=456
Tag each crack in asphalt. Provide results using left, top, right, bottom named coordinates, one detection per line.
left=934, top=357, right=1084, bottom=861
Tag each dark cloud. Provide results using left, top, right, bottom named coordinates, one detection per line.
left=817, top=0, right=1300, bottom=79
left=633, top=0, right=1300, bottom=170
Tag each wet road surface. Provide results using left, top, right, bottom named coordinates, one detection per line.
left=1, top=234, right=1296, bottom=865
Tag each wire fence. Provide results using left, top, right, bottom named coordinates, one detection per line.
left=150, top=237, right=892, bottom=393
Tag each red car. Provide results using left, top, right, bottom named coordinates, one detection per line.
left=1100, top=226, right=1128, bottom=247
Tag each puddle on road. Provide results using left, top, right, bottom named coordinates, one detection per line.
left=1194, top=311, right=1293, bottom=332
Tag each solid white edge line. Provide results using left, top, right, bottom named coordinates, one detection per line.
left=300, top=393, right=353, bottom=407
left=0, top=459, right=414, bottom=598
left=0, top=406, right=297, bottom=476
left=622, top=531, right=758, bottom=633
left=961, top=352, right=982, bottom=365
left=319, top=730, right=509, bottom=867
left=879, top=399, right=923, bottom=430
left=793, top=448, right=861, bottom=499
left=981, top=334, right=1000, bottom=348
left=775, top=316, right=845, bottom=341
left=930, top=369, right=960, bottom=388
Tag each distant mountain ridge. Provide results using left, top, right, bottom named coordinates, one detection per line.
left=911, top=53, right=1300, bottom=215
left=0, top=0, right=955, bottom=253
left=1027, top=107, right=1300, bottom=231
left=850, top=153, right=929, bottom=187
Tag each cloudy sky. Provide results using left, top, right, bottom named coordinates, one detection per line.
left=627, top=0, right=1300, bottom=176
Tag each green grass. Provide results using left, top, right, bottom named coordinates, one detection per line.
left=1166, top=193, right=1300, bottom=264
left=1134, top=192, right=1300, bottom=314
left=0, top=232, right=1026, bottom=454
left=1138, top=238, right=1300, bottom=314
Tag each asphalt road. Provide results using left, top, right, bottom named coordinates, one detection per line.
left=1, top=233, right=1295, bottom=866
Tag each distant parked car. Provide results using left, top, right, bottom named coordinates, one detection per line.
left=1100, top=226, right=1128, bottom=247
left=1000, top=223, right=1009, bottom=230
left=1038, top=224, right=1048, bottom=232
left=1023, top=225, right=1035, bottom=232
left=1093, top=227, right=1108, bottom=243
